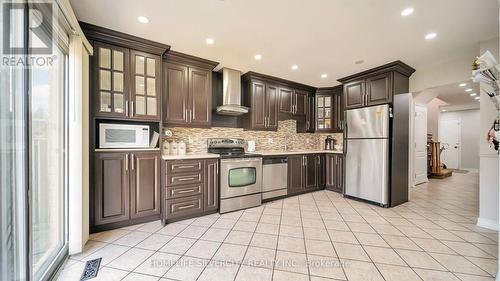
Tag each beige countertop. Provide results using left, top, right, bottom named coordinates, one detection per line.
left=255, top=150, right=343, bottom=156
left=161, top=153, right=220, bottom=160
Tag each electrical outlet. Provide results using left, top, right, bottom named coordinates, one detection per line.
left=306, top=138, right=310, bottom=144
left=268, top=138, right=273, bottom=144
left=188, top=136, right=193, bottom=144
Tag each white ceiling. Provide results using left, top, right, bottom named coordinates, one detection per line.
left=70, top=0, right=499, bottom=87
left=416, top=79, right=480, bottom=108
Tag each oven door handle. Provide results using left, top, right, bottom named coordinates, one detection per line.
left=220, top=158, right=262, bottom=163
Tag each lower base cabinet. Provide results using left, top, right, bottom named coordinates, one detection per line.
left=287, top=154, right=324, bottom=195
left=92, top=151, right=160, bottom=232
left=326, top=154, right=344, bottom=193
left=163, top=158, right=219, bottom=224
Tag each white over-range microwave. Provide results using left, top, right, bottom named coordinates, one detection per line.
left=99, top=123, right=150, bottom=148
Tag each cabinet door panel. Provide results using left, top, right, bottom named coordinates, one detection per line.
left=204, top=159, right=219, bottom=212
left=294, top=91, right=307, bottom=116
left=287, top=155, right=304, bottom=195
left=304, top=155, right=318, bottom=190
left=94, top=152, right=129, bottom=225
left=189, top=67, right=212, bottom=126
left=251, top=81, right=267, bottom=129
left=279, top=87, right=293, bottom=113
left=318, top=155, right=325, bottom=188
left=165, top=63, right=189, bottom=124
left=344, top=80, right=365, bottom=109
left=94, top=42, right=130, bottom=118
left=131, top=51, right=161, bottom=120
left=366, top=73, right=392, bottom=106
left=130, top=152, right=160, bottom=219
left=266, top=84, right=279, bottom=130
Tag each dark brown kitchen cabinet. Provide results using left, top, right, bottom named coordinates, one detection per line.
left=92, top=43, right=162, bottom=121
left=93, top=150, right=161, bottom=230
left=338, top=61, right=415, bottom=110
left=326, top=154, right=343, bottom=193
left=241, top=79, right=279, bottom=131
left=130, top=152, right=161, bottom=219
left=204, top=159, right=219, bottom=212
left=344, top=80, right=365, bottom=109
left=305, top=94, right=315, bottom=132
left=287, top=155, right=304, bottom=195
left=279, top=88, right=306, bottom=116
left=94, top=152, right=130, bottom=226
left=315, top=85, right=343, bottom=133
left=93, top=42, right=130, bottom=118
left=163, top=51, right=218, bottom=127
left=130, top=50, right=161, bottom=120
left=288, top=154, right=322, bottom=195
left=164, top=63, right=189, bottom=124
left=279, top=87, right=293, bottom=114
left=304, top=154, right=318, bottom=190
left=163, top=158, right=219, bottom=224
left=164, top=63, right=212, bottom=126
left=366, top=72, right=392, bottom=106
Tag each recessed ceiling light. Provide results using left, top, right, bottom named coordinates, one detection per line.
left=321, top=74, right=328, bottom=78
left=425, top=32, right=437, bottom=40
left=459, top=83, right=467, bottom=87
left=470, top=93, right=477, bottom=96
left=291, top=65, right=299, bottom=70
left=475, top=97, right=480, bottom=100
left=401, top=8, right=414, bottom=16
left=254, top=54, right=262, bottom=60
left=465, top=88, right=472, bottom=92
left=137, top=16, right=149, bottom=23
left=355, top=60, right=364, bottom=65
left=206, top=38, right=215, bottom=45
left=441, top=109, right=447, bottom=112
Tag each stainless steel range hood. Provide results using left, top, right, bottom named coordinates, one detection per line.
left=216, top=68, right=249, bottom=116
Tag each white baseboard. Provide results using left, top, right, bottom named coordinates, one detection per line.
left=477, top=217, right=499, bottom=231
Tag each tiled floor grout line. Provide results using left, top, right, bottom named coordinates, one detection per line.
left=311, top=191, right=350, bottom=280
left=230, top=207, right=265, bottom=281
left=297, top=195, right=313, bottom=280
left=270, top=200, right=284, bottom=281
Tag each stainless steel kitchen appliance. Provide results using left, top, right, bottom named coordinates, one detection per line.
left=262, top=157, right=288, bottom=200
left=345, top=104, right=390, bottom=206
left=208, top=138, right=262, bottom=213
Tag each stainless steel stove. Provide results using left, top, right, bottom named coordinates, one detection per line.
left=208, top=138, right=262, bottom=213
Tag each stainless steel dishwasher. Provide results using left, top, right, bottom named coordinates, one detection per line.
left=262, top=157, right=288, bottom=200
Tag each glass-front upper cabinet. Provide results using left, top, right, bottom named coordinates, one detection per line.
left=131, top=50, right=161, bottom=120
left=316, top=95, right=333, bottom=131
left=94, top=42, right=129, bottom=118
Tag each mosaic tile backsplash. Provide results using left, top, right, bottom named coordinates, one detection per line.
left=162, top=120, right=343, bottom=153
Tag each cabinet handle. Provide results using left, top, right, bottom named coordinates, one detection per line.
left=176, top=176, right=197, bottom=181
left=125, top=154, right=129, bottom=171
left=125, top=100, right=129, bottom=117
left=177, top=189, right=196, bottom=194
left=178, top=204, right=195, bottom=210
left=189, top=109, right=193, bottom=123
left=131, top=101, right=134, bottom=116
left=176, top=165, right=197, bottom=169
left=131, top=154, right=135, bottom=170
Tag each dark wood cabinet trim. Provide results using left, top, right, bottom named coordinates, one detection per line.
left=337, top=60, right=415, bottom=83
left=80, top=21, right=170, bottom=55
left=164, top=50, right=218, bottom=70
left=242, top=71, right=316, bottom=93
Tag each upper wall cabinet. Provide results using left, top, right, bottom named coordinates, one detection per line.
left=338, top=61, right=415, bottom=110
left=315, top=85, right=343, bottom=133
left=163, top=51, right=218, bottom=127
left=242, top=72, right=316, bottom=131
left=81, top=22, right=170, bottom=121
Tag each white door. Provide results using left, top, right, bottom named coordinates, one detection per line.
left=414, top=106, right=428, bottom=185
left=440, top=118, right=461, bottom=169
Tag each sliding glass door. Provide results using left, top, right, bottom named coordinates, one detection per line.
left=30, top=41, right=68, bottom=281
left=1, top=1, right=70, bottom=280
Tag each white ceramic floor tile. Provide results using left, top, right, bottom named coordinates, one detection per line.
left=107, top=247, right=155, bottom=271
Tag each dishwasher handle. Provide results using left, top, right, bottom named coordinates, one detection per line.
left=263, top=157, right=288, bottom=165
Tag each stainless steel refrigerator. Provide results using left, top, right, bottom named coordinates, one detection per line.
left=345, top=104, right=390, bottom=206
